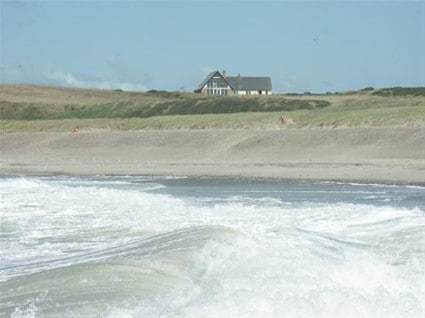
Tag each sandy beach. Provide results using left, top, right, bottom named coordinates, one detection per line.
left=0, top=127, right=424, bottom=184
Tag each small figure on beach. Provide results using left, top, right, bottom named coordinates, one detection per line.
left=72, top=126, right=80, bottom=133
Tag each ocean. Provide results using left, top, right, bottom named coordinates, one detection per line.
left=0, top=175, right=424, bottom=317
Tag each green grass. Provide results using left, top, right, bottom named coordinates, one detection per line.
left=290, top=104, right=425, bottom=128
left=372, top=87, right=425, bottom=97
left=1, top=84, right=424, bottom=133
left=0, top=97, right=330, bottom=120
left=2, top=102, right=424, bottom=133
left=0, top=113, right=281, bottom=133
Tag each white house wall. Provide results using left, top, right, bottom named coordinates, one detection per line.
left=201, top=86, right=233, bottom=95
left=199, top=80, right=272, bottom=96
left=235, top=90, right=272, bottom=96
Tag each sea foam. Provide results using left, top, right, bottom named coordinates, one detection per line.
left=1, top=176, right=424, bottom=317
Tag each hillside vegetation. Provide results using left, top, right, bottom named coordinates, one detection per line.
left=0, top=85, right=329, bottom=120
left=0, top=84, right=424, bottom=132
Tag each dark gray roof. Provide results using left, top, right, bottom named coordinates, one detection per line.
left=195, top=70, right=272, bottom=92
left=227, top=76, right=272, bottom=91
left=196, top=71, right=233, bottom=91
left=196, top=71, right=217, bottom=90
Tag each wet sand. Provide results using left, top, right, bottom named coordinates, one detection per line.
left=1, top=128, right=424, bottom=184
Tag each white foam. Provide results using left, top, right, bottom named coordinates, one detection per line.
left=104, top=229, right=424, bottom=318
left=1, top=176, right=424, bottom=317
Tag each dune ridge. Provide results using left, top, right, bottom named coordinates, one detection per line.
left=1, top=127, right=424, bottom=184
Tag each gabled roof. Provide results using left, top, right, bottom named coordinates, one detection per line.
left=195, top=70, right=272, bottom=92
left=227, top=76, right=272, bottom=91
left=196, top=71, right=234, bottom=91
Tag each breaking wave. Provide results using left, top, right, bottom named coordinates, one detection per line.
left=1, top=176, right=424, bottom=317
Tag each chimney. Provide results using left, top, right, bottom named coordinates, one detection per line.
left=222, top=70, right=226, bottom=78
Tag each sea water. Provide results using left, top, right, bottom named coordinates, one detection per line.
left=0, top=175, right=424, bottom=318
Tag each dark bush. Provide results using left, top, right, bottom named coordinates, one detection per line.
left=131, top=97, right=330, bottom=118
left=146, top=90, right=183, bottom=98
left=0, top=96, right=332, bottom=120
left=372, top=87, right=425, bottom=96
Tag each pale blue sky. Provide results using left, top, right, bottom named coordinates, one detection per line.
left=1, top=0, right=424, bottom=93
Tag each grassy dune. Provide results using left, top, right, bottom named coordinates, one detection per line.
left=0, top=85, right=330, bottom=120
left=0, top=84, right=424, bottom=132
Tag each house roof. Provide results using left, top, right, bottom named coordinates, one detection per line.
left=227, top=76, right=272, bottom=91
left=196, top=71, right=233, bottom=91
left=196, top=70, right=272, bottom=92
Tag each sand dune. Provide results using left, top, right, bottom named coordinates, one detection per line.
left=1, top=128, right=424, bottom=184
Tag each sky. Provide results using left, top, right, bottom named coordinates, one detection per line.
left=1, top=0, right=424, bottom=93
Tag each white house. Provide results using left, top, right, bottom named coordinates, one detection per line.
left=195, top=70, right=272, bottom=96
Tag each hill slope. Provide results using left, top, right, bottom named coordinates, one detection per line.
left=1, top=84, right=424, bottom=131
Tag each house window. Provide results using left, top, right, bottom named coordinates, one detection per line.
left=207, top=87, right=229, bottom=95
left=209, top=77, right=228, bottom=89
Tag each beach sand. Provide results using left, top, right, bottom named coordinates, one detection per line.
left=1, top=127, right=424, bottom=184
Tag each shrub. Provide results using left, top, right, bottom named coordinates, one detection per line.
left=135, top=98, right=330, bottom=118
left=373, top=87, right=425, bottom=96
left=0, top=96, right=331, bottom=120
